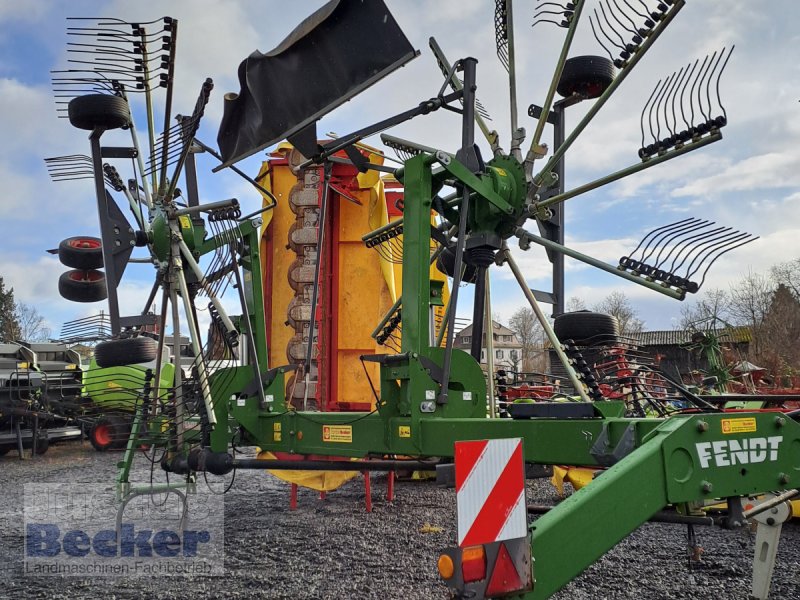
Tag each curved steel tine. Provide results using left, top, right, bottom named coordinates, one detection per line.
left=589, top=15, right=616, bottom=60
left=593, top=8, right=625, bottom=51
left=535, top=1, right=569, bottom=8
left=621, top=0, right=649, bottom=21
left=649, top=221, right=719, bottom=267
left=679, top=59, right=699, bottom=131
left=532, top=8, right=568, bottom=19
left=599, top=1, right=627, bottom=47
left=495, top=0, right=509, bottom=70
left=653, top=70, right=677, bottom=145
left=662, top=224, right=729, bottom=271
left=668, top=65, right=691, bottom=139
left=640, top=78, right=662, bottom=149
left=696, top=235, right=758, bottom=290
left=611, top=0, right=641, bottom=34
left=683, top=230, right=746, bottom=278
left=703, top=49, right=724, bottom=123
left=532, top=17, right=566, bottom=28
left=628, top=217, right=696, bottom=259
left=633, top=218, right=699, bottom=261
left=640, top=219, right=708, bottom=264
left=715, top=45, right=734, bottom=121
left=688, top=54, right=709, bottom=129
left=663, top=65, right=686, bottom=139
left=695, top=51, right=717, bottom=122
left=607, top=0, right=639, bottom=40
left=647, top=76, right=669, bottom=146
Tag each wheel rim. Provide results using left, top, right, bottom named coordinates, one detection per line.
left=94, top=424, right=112, bottom=446
left=68, top=270, right=104, bottom=282
left=68, top=238, right=101, bottom=250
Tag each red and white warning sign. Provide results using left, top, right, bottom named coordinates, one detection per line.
left=455, top=438, right=527, bottom=547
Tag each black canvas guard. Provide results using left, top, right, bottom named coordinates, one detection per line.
left=216, top=0, right=418, bottom=169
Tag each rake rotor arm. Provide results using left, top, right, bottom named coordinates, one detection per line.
left=525, top=0, right=586, bottom=170
left=532, top=130, right=721, bottom=214
left=530, top=0, right=685, bottom=195
left=514, top=228, right=686, bottom=299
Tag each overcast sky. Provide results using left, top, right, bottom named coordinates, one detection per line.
left=0, top=0, right=798, bottom=340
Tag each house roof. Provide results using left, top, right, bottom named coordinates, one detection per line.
left=632, top=326, right=751, bottom=347
left=456, top=321, right=516, bottom=338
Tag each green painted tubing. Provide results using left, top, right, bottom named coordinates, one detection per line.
left=532, top=0, right=686, bottom=189
left=514, top=228, right=685, bottom=300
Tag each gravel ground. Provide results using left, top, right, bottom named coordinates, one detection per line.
left=1, top=441, right=799, bottom=599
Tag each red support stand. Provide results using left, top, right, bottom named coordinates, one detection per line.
left=319, top=490, right=327, bottom=501
left=387, top=470, right=395, bottom=502
left=290, top=483, right=298, bottom=511
left=363, top=471, right=372, bottom=513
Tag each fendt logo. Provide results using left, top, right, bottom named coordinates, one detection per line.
left=695, top=436, right=783, bottom=469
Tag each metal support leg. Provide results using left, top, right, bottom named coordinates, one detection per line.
left=503, top=248, right=591, bottom=403
left=750, top=496, right=792, bottom=600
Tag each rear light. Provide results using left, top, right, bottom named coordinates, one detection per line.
left=437, top=554, right=454, bottom=580
left=486, top=542, right=525, bottom=596
left=461, top=545, right=486, bottom=583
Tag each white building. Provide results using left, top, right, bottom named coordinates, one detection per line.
left=454, top=321, right=523, bottom=370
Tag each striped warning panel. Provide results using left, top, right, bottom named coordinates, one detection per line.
left=455, top=438, right=527, bottom=547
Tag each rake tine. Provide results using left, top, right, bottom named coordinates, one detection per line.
left=598, top=2, right=627, bottom=48
left=688, top=53, right=711, bottom=128
left=588, top=15, right=616, bottom=61
left=495, top=0, right=509, bottom=69
left=652, top=71, right=676, bottom=147
left=698, top=49, right=718, bottom=123
left=679, top=58, right=699, bottom=132
left=703, top=47, right=725, bottom=124
left=612, top=0, right=644, bottom=39
left=639, top=218, right=706, bottom=264
left=714, top=45, right=734, bottom=124
left=661, top=65, right=684, bottom=142
left=639, top=78, right=661, bottom=150
left=661, top=224, right=729, bottom=271
left=695, top=235, right=758, bottom=290
left=667, top=65, right=691, bottom=142
left=606, top=0, right=641, bottom=45
left=644, top=220, right=716, bottom=266
left=625, top=217, right=696, bottom=261
left=684, top=231, right=751, bottom=280
left=592, top=9, right=623, bottom=54
left=622, top=0, right=650, bottom=21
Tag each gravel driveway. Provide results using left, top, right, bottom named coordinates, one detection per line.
left=1, top=442, right=798, bottom=599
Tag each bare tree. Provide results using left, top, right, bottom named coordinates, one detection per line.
left=771, top=258, right=800, bottom=300
left=566, top=297, right=586, bottom=312
left=0, top=276, right=20, bottom=342
left=508, top=307, right=545, bottom=371
left=14, top=303, right=51, bottom=341
left=678, top=288, right=732, bottom=331
left=593, top=291, right=644, bottom=336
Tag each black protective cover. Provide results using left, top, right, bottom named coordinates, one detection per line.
left=216, top=0, right=417, bottom=168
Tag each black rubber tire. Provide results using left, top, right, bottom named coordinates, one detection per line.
left=89, top=415, right=131, bottom=451
left=553, top=311, right=620, bottom=345
left=435, top=247, right=479, bottom=284
left=58, top=236, right=103, bottom=270
left=557, top=56, right=615, bottom=99
left=94, top=337, right=158, bottom=368
left=58, top=269, right=107, bottom=303
left=58, top=269, right=108, bottom=303
left=68, top=94, right=130, bottom=131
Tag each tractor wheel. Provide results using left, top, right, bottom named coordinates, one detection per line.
left=94, top=337, right=158, bottom=368
left=553, top=311, right=619, bottom=345
left=58, top=269, right=108, bottom=303
left=435, top=247, right=479, bottom=284
left=58, top=236, right=103, bottom=270
left=89, top=415, right=131, bottom=451
left=68, top=94, right=130, bottom=131
left=557, top=56, right=615, bottom=99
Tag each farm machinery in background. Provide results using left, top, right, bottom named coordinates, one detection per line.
left=43, top=1, right=799, bottom=599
